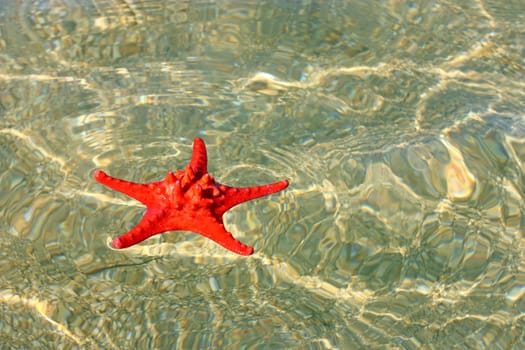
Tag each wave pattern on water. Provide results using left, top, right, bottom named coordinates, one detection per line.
left=0, top=0, right=524, bottom=349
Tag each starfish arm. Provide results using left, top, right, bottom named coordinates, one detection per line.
left=188, top=138, right=208, bottom=179
left=112, top=209, right=169, bottom=249
left=193, top=216, right=254, bottom=256
left=217, top=179, right=289, bottom=214
left=94, top=170, right=156, bottom=206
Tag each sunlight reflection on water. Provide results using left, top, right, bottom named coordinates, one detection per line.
left=1, top=0, right=525, bottom=348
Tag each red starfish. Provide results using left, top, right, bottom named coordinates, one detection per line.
left=94, top=138, right=288, bottom=255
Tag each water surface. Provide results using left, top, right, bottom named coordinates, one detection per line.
left=1, top=0, right=525, bottom=348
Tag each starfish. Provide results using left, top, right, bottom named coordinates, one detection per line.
left=94, top=138, right=289, bottom=256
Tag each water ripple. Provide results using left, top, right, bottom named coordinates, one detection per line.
left=0, top=0, right=524, bottom=348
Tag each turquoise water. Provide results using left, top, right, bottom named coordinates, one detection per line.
left=1, top=1, right=525, bottom=348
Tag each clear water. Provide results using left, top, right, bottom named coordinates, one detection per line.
left=1, top=1, right=524, bottom=348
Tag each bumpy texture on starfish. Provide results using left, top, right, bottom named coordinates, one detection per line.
left=94, top=138, right=288, bottom=255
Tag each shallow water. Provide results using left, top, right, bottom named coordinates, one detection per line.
left=1, top=0, right=525, bottom=348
